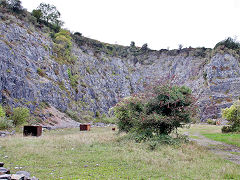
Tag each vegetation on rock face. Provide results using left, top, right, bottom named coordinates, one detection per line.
left=53, top=29, right=75, bottom=64
left=37, top=68, right=45, bottom=77
left=214, top=37, right=240, bottom=50
left=113, top=81, right=196, bottom=141
left=67, top=68, right=78, bottom=92
left=0, top=105, right=5, bottom=117
left=221, top=101, right=240, bottom=133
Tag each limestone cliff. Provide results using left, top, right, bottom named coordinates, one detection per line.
left=1, top=9, right=240, bottom=122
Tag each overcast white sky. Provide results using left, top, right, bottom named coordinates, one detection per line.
left=21, top=0, right=240, bottom=50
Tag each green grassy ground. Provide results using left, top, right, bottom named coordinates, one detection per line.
left=203, top=133, right=240, bottom=147
left=180, top=124, right=240, bottom=147
left=179, top=124, right=221, bottom=135
left=0, top=127, right=239, bottom=179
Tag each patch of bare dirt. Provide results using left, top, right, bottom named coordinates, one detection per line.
left=38, top=106, right=80, bottom=129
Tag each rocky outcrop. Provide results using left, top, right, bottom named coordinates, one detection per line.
left=0, top=162, right=38, bottom=180
left=0, top=10, right=240, bottom=122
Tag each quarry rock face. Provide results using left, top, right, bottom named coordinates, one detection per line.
left=0, top=12, right=240, bottom=122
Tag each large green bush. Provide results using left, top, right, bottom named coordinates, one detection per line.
left=113, top=96, right=144, bottom=132
left=222, top=101, right=240, bottom=133
left=113, top=84, right=196, bottom=139
left=11, top=107, right=30, bottom=126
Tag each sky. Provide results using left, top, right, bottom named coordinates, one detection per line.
left=21, top=0, right=240, bottom=50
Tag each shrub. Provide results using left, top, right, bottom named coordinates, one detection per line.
left=221, top=125, right=240, bottom=133
left=207, top=119, right=216, bottom=125
left=113, top=96, right=144, bottom=133
left=0, top=105, right=12, bottom=130
left=222, top=101, right=240, bottom=132
left=11, top=107, right=30, bottom=126
left=74, top=32, right=82, bottom=36
left=0, top=117, right=13, bottom=130
left=113, top=83, right=196, bottom=140
left=214, top=37, right=240, bottom=50
left=221, top=126, right=231, bottom=133
left=222, top=101, right=240, bottom=124
left=203, top=72, right=207, bottom=81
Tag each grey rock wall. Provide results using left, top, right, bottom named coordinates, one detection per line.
left=1, top=13, right=240, bottom=121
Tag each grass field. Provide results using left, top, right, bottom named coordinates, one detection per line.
left=203, top=133, right=240, bottom=147
left=0, top=126, right=239, bottom=179
left=179, top=124, right=240, bottom=147
left=178, top=124, right=221, bottom=135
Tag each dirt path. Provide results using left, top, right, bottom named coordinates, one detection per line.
left=188, top=132, right=240, bottom=165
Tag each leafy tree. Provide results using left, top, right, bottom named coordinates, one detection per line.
left=7, top=0, right=22, bottom=12
left=178, top=44, right=183, bottom=50
left=130, top=41, right=135, bottom=47
left=0, top=0, right=8, bottom=7
left=32, top=9, right=42, bottom=22
left=36, top=3, right=63, bottom=27
left=113, top=82, right=196, bottom=139
left=141, top=43, right=148, bottom=51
